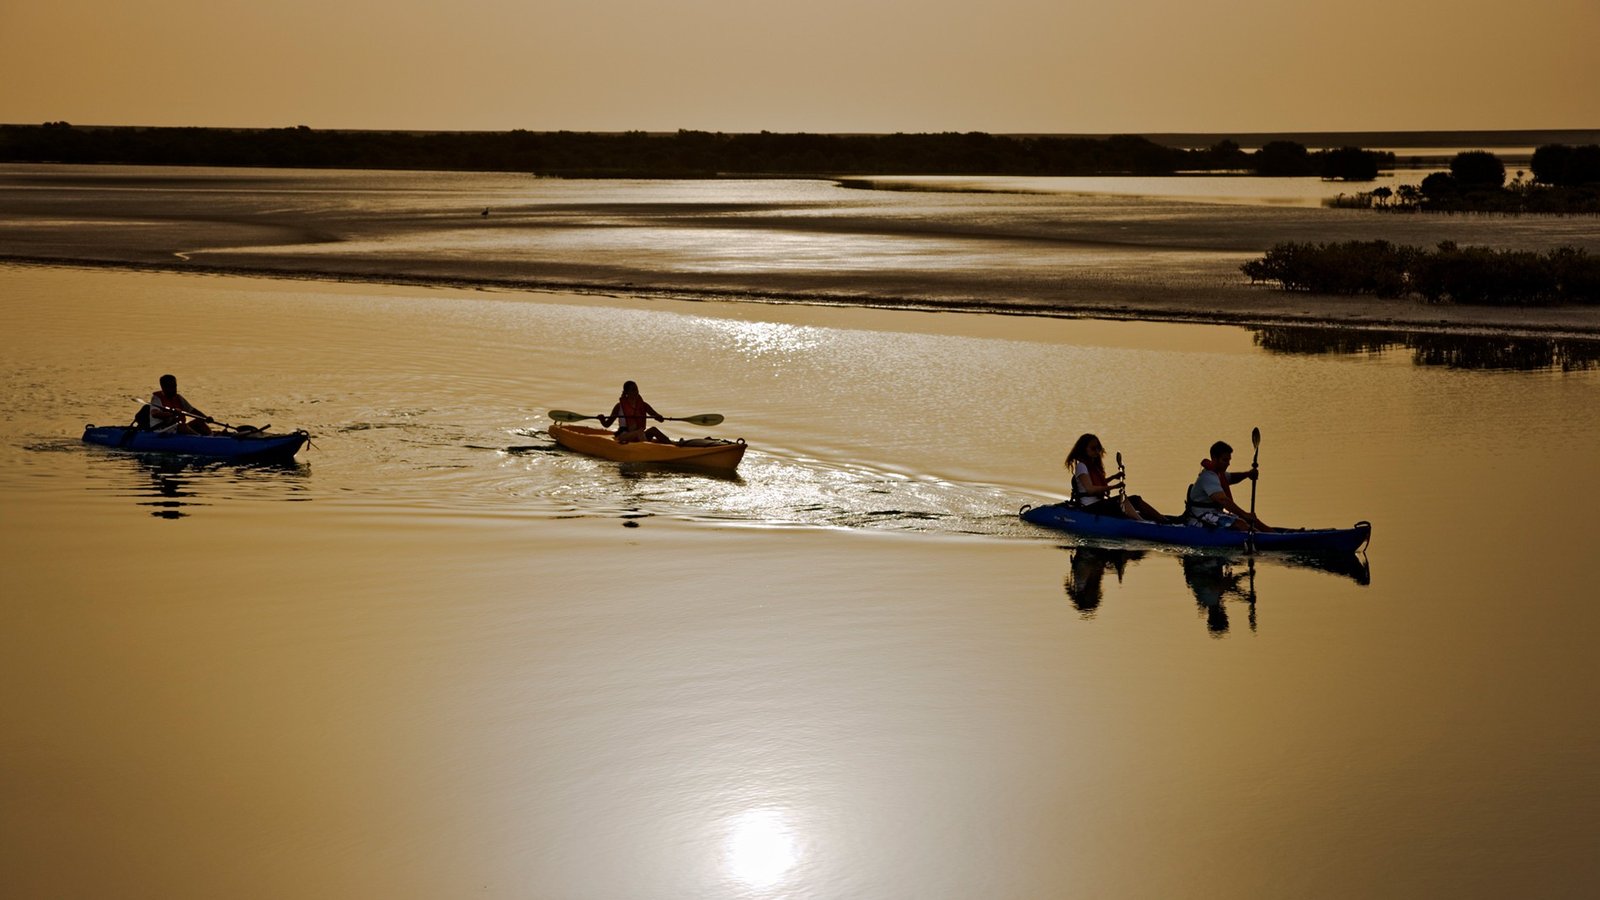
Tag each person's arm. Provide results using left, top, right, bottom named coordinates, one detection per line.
left=597, top=404, right=620, bottom=428
left=644, top=402, right=664, bottom=422
left=1209, top=490, right=1251, bottom=518
left=1210, top=484, right=1264, bottom=526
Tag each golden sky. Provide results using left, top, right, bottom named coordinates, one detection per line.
left=2, top=0, right=1597, bottom=133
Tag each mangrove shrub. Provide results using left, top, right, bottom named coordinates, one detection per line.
left=1242, top=240, right=1600, bottom=306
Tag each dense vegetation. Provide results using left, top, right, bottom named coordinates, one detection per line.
left=1330, top=145, right=1600, bottom=213
left=1250, top=141, right=1391, bottom=179
left=1241, top=240, right=1600, bottom=305
left=0, top=123, right=1388, bottom=179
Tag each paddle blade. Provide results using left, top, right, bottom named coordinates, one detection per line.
left=676, top=414, right=724, bottom=427
left=1115, top=451, right=1122, bottom=468
left=548, top=409, right=597, bottom=423
left=1252, top=426, right=1261, bottom=448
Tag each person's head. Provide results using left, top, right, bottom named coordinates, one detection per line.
left=1209, top=440, right=1233, bottom=469
left=1066, top=433, right=1105, bottom=469
left=159, top=374, right=177, bottom=393
left=620, top=380, right=639, bottom=398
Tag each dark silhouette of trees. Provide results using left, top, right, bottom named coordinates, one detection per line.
left=1248, top=141, right=1389, bottom=180
left=1449, top=150, right=1506, bottom=189
left=1531, top=143, right=1600, bottom=186
left=1243, top=240, right=1600, bottom=305
left=1350, top=146, right=1600, bottom=213
left=1200, top=139, right=1250, bottom=170
left=1419, top=172, right=1459, bottom=199
left=1240, top=240, right=1418, bottom=296
left=1252, top=141, right=1316, bottom=176
left=1319, top=146, right=1382, bottom=181
left=0, top=123, right=1397, bottom=182
left=0, top=123, right=1226, bottom=177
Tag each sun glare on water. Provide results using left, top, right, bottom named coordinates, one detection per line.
left=724, top=808, right=800, bottom=889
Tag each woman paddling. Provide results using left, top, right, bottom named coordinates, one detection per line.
left=597, top=381, right=674, bottom=445
left=1065, top=433, right=1165, bottom=522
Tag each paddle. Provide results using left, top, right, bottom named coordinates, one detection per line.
left=548, top=409, right=724, bottom=427
left=1246, top=426, right=1261, bottom=553
left=133, top=398, right=262, bottom=434
left=1115, top=451, right=1126, bottom=500
left=1246, top=553, right=1258, bottom=633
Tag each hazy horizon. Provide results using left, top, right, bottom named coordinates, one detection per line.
left=6, top=124, right=1598, bottom=146
left=3, top=0, right=1596, bottom=135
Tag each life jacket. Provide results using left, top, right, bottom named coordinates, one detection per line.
left=1069, top=459, right=1110, bottom=504
left=150, top=391, right=187, bottom=429
left=1185, top=459, right=1233, bottom=514
left=616, top=395, right=648, bottom=433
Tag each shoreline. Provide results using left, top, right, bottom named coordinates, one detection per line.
left=8, top=254, right=1600, bottom=341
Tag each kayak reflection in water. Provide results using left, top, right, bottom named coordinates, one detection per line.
left=1064, top=546, right=1146, bottom=613
left=1181, top=555, right=1256, bottom=634
left=598, top=381, right=673, bottom=445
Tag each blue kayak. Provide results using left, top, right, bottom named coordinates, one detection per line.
left=1021, top=502, right=1370, bottom=554
left=82, top=425, right=309, bottom=462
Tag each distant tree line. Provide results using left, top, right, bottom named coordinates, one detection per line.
left=1241, top=240, right=1600, bottom=306
left=1247, top=141, right=1394, bottom=180
left=1330, top=145, right=1600, bottom=213
left=0, top=122, right=1390, bottom=179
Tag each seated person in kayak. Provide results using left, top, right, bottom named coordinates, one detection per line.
left=597, top=381, right=673, bottom=444
left=1185, top=440, right=1272, bottom=532
left=147, top=374, right=211, bottom=434
left=1065, top=433, right=1165, bottom=522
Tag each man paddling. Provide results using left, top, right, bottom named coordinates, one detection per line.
left=1184, top=440, right=1271, bottom=532
left=148, top=374, right=211, bottom=435
left=597, top=381, right=673, bottom=444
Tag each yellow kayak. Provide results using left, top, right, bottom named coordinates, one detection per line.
left=548, top=423, right=747, bottom=472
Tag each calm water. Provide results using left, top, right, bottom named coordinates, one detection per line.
left=3, top=264, right=1598, bottom=898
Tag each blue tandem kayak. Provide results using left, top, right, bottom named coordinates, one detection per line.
left=1021, top=502, right=1370, bottom=554
left=82, top=425, right=309, bottom=462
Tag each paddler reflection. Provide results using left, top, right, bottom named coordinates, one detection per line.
left=1056, top=545, right=1370, bottom=632
left=1180, top=554, right=1256, bottom=635
left=1064, top=546, right=1146, bottom=614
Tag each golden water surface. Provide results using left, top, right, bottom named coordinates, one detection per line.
left=3, top=265, right=1598, bottom=898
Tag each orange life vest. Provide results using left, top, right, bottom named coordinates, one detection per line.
left=152, top=391, right=186, bottom=420
left=616, top=395, right=648, bottom=432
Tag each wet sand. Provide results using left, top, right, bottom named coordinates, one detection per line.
left=3, top=164, right=1599, bottom=338
left=12, top=254, right=1600, bottom=339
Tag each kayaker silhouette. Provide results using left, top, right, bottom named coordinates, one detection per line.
left=597, top=381, right=674, bottom=444
left=147, top=374, right=211, bottom=435
left=1184, top=441, right=1271, bottom=532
